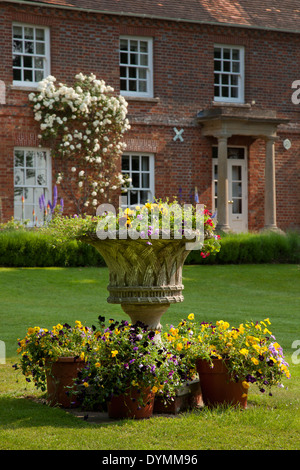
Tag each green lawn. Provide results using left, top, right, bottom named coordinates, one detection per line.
left=0, top=264, right=299, bottom=450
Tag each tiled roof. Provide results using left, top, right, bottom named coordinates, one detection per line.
left=7, top=0, right=300, bottom=33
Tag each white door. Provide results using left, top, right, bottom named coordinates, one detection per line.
left=213, top=146, right=248, bottom=233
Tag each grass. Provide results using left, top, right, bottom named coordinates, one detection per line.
left=0, top=264, right=299, bottom=450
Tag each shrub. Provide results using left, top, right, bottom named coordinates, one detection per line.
left=185, top=231, right=300, bottom=265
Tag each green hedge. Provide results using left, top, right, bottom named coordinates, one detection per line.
left=0, top=229, right=299, bottom=267
left=186, top=231, right=300, bottom=265
left=0, top=230, right=104, bottom=267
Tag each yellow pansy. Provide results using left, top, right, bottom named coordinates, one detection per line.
left=242, top=381, right=250, bottom=389
left=111, top=350, right=118, bottom=357
left=239, top=348, right=249, bottom=356
left=251, top=357, right=259, bottom=365
left=188, top=313, right=194, bottom=321
left=151, top=386, right=158, bottom=394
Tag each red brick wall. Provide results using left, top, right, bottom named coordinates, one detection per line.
left=0, top=2, right=299, bottom=231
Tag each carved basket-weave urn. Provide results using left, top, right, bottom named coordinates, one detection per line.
left=80, top=232, right=192, bottom=330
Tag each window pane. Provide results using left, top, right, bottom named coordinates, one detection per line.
left=132, top=156, right=139, bottom=171
left=15, top=150, right=24, bottom=167
left=142, top=173, right=149, bottom=188
left=129, top=80, right=137, bottom=91
left=142, top=156, right=149, bottom=171
left=130, top=53, right=138, bottom=65
left=24, top=27, right=34, bottom=39
left=26, top=169, right=35, bottom=185
left=140, top=190, right=149, bottom=204
left=223, top=61, right=230, bottom=72
left=223, top=49, right=231, bottom=60
left=138, top=81, right=147, bottom=93
left=120, top=52, right=128, bottom=64
left=130, top=40, right=138, bottom=52
left=232, top=182, right=242, bottom=198
left=36, top=151, right=47, bottom=168
left=140, top=54, right=148, bottom=66
left=129, top=68, right=137, bottom=78
left=232, top=166, right=242, bottom=181
left=129, top=191, right=138, bottom=205
left=120, top=79, right=127, bottom=90
left=214, top=60, right=221, bottom=71
left=26, top=151, right=35, bottom=167
left=13, top=55, right=21, bottom=67
left=13, top=26, right=23, bottom=38
left=14, top=168, right=24, bottom=185
left=120, top=66, right=127, bottom=78
left=140, top=41, right=148, bottom=53
left=214, top=48, right=221, bottom=59
left=24, top=69, right=33, bottom=81
left=120, top=39, right=128, bottom=50
left=24, top=41, right=34, bottom=54
left=232, top=49, right=240, bottom=60
left=36, top=42, right=45, bottom=55
left=37, top=170, right=47, bottom=186
left=36, top=28, right=45, bottom=41
left=232, top=62, right=240, bottom=73
left=122, top=155, right=129, bottom=171
left=233, top=199, right=242, bottom=214
left=13, top=40, right=23, bottom=53
left=139, top=68, right=147, bottom=80
left=35, top=70, right=44, bottom=82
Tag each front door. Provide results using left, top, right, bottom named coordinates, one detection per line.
left=213, top=146, right=248, bottom=233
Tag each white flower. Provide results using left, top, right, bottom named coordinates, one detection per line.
left=71, top=167, right=76, bottom=172
left=78, top=170, right=85, bottom=177
left=91, top=191, right=97, bottom=196
left=92, top=199, right=98, bottom=206
left=78, top=181, right=83, bottom=187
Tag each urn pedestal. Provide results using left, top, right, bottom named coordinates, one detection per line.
left=81, top=233, right=192, bottom=329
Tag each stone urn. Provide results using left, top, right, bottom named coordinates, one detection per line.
left=80, top=232, right=193, bottom=330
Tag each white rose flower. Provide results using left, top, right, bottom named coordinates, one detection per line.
left=79, top=170, right=85, bottom=177
left=78, top=181, right=83, bottom=187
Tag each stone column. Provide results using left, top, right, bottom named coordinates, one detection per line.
left=264, top=136, right=278, bottom=231
left=216, top=134, right=230, bottom=232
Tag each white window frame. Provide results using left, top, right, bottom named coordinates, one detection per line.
left=121, top=153, right=155, bottom=206
left=12, top=23, right=50, bottom=87
left=14, top=148, right=52, bottom=225
left=119, top=36, right=153, bottom=98
left=214, top=44, right=244, bottom=103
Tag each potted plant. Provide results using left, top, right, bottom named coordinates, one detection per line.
left=45, top=202, right=221, bottom=330
left=183, top=316, right=291, bottom=408
left=13, top=320, right=95, bottom=407
left=154, top=313, right=202, bottom=414
left=72, top=315, right=193, bottom=418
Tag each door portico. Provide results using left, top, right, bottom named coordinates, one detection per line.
left=197, top=106, right=288, bottom=232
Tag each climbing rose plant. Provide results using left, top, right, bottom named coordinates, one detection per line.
left=29, top=73, right=131, bottom=214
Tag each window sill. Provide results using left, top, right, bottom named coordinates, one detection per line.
left=212, top=101, right=251, bottom=108
left=10, top=84, right=38, bottom=92
left=122, top=96, right=160, bottom=103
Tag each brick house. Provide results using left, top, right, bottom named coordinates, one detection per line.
left=0, top=0, right=299, bottom=232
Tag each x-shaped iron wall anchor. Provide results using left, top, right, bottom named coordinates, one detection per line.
left=173, top=127, right=184, bottom=142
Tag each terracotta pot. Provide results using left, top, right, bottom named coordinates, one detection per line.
left=196, top=358, right=248, bottom=409
left=46, top=357, right=85, bottom=408
left=107, top=387, right=155, bottom=419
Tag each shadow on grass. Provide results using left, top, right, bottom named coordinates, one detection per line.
left=0, top=396, right=130, bottom=429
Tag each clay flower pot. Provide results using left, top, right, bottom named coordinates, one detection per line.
left=107, top=387, right=155, bottom=419
left=46, top=357, right=85, bottom=408
left=196, top=358, right=248, bottom=409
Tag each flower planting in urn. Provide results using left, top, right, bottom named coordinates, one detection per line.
left=47, top=202, right=221, bottom=329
